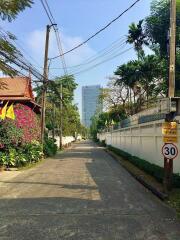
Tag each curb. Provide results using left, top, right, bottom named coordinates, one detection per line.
left=105, top=148, right=168, bottom=201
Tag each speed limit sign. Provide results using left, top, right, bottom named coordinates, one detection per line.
left=162, top=143, right=178, bottom=160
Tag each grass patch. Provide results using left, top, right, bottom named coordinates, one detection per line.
left=107, top=145, right=180, bottom=188
left=17, top=158, right=44, bottom=170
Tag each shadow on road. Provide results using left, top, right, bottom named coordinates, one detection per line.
left=0, top=141, right=180, bottom=239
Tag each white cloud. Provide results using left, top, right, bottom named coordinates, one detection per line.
left=27, top=29, right=96, bottom=71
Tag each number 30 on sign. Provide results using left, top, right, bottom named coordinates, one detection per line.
left=162, top=143, right=178, bottom=160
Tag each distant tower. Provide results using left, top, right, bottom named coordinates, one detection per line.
left=82, top=85, right=102, bottom=128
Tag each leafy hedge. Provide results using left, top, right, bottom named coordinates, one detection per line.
left=44, top=137, right=58, bottom=157
left=107, top=145, right=180, bottom=188
left=0, top=141, right=43, bottom=167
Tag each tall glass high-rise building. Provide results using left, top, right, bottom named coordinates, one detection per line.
left=82, top=85, right=102, bottom=128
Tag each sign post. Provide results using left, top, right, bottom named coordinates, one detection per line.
left=162, top=143, right=178, bottom=191
left=163, top=158, right=173, bottom=192
left=162, top=122, right=178, bottom=192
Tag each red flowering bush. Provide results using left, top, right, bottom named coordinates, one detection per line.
left=14, top=103, right=40, bottom=144
left=0, top=104, right=42, bottom=168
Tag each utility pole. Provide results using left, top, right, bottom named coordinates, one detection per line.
left=163, top=0, right=177, bottom=193
left=168, top=0, right=176, bottom=97
left=40, top=25, right=50, bottom=145
left=59, top=83, right=63, bottom=149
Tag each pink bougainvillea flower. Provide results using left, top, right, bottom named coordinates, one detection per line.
left=13, top=103, right=41, bottom=144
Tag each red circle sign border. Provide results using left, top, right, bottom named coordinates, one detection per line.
left=162, top=143, right=178, bottom=160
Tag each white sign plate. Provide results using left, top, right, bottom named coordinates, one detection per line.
left=162, top=143, right=178, bottom=160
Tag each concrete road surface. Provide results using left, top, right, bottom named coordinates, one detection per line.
left=0, top=141, right=180, bottom=240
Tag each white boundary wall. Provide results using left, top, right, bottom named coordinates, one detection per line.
left=98, top=118, right=180, bottom=174
left=54, top=136, right=75, bottom=148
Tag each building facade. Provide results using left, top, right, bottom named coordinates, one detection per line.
left=82, top=85, right=102, bottom=128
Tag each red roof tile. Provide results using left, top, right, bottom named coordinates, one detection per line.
left=0, top=76, right=34, bottom=100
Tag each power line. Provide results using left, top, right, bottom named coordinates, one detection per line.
left=40, top=0, right=68, bottom=75
left=54, top=27, right=68, bottom=75
left=0, top=33, right=45, bottom=82
left=47, top=40, right=126, bottom=74
left=36, top=36, right=126, bottom=70
left=40, top=0, right=67, bottom=149
left=51, top=0, right=142, bottom=59
left=70, top=47, right=133, bottom=76
left=68, top=41, right=127, bottom=71
left=40, top=0, right=54, bottom=25
left=60, top=42, right=127, bottom=74
left=0, top=27, right=43, bottom=69
left=56, top=40, right=127, bottom=74
left=43, top=0, right=56, bottom=23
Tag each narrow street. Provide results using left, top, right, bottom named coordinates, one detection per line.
left=0, top=141, right=180, bottom=240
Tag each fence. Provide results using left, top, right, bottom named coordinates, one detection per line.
left=98, top=116, right=180, bottom=174
left=53, top=136, right=75, bottom=148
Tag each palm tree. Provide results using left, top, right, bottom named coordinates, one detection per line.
left=115, top=60, right=140, bottom=114
left=138, top=55, right=162, bottom=108
left=127, top=20, right=149, bottom=59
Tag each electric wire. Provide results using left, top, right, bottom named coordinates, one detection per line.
left=40, top=0, right=54, bottom=25
left=67, top=41, right=127, bottom=72
left=0, top=27, right=43, bottom=70
left=69, top=47, right=133, bottom=76
left=35, top=36, right=126, bottom=70
left=40, top=0, right=68, bottom=75
left=43, top=0, right=56, bottom=23
left=0, top=32, right=45, bottom=82
left=51, top=0, right=142, bottom=59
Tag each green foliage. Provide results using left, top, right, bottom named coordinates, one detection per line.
left=44, top=137, right=58, bottom=157
left=23, top=140, right=43, bottom=163
left=0, top=0, right=33, bottom=21
left=0, top=36, right=21, bottom=77
left=100, top=140, right=106, bottom=147
left=0, top=120, right=23, bottom=149
left=124, top=0, right=180, bottom=99
left=90, top=106, right=126, bottom=139
left=145, top=0, right=180, bottom=95
left=0, top=141, right=43, bottom=167
left=108, top=145, right=180, bottom=188
left=0, top=0, right=33, bottom=76
left=145, top=0, right=170, bottom=56
left=127, top=20, right=149, bottom=58
left=35, top=75, right=84, bottom=139
left=0, top=149, right=17, bottom=166
left=115, top=54, right=167, bottom=109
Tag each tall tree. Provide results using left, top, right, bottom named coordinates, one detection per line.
left=145, top=0, right=180, bottom=95
left=0, top=0, right=33, bottom=21
left=138, top=54, right=166, bottom=106
left=0, top=0, right=33, bottom=76
left=127, top=20, right=149, bottom=59
left=36, top=75, right=82, bottom=139
left=115, top=60, right=141, bottom=114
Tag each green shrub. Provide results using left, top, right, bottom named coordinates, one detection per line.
left=101, top=140, right=106, bottom=147
left=108, top=145, right=180, bottom=188
left=44, top=137, right=58, bottom=157
left=0, top=141, right=43, bottom=168
left=0, top=120, right=23, bottom=149
left=0, top=149, right=17, bottom=167
left=23, top=140, right=43, bottom=164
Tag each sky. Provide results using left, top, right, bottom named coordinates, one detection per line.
left=1, top=0, right=152, bottom=118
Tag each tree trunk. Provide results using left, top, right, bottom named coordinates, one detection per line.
left=146, top=84, right=149, bottom=108
left=52, top=103, right=55, bottom=141
left=130, top=89, right=133, bottom=115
